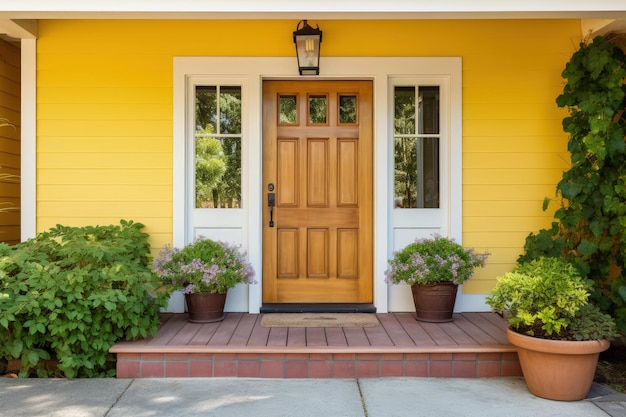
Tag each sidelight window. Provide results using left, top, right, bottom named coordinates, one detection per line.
left=393, top=86, right=440, bottom=209
left=194, top=86, right=242, bottom=208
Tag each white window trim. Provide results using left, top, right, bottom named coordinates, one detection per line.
left=175, top=56, right=462, bottom=313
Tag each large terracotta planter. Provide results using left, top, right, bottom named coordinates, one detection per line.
left=185, top=292, right=227, bottom=323
left=411, top=282, right=458, bottom=322
left=507, top=328, right=610, bottom=401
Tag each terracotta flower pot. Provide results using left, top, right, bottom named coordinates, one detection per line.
left=411, top=282, right=458, bottom=322
left=507, top=328, right=610, bottom=401
left=185, top=292, right=227, bottom=323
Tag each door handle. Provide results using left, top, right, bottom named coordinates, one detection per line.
left=268, top=192, right=275, bottom=227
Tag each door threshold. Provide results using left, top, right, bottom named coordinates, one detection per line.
left=260, top=303, right=376, bottom=313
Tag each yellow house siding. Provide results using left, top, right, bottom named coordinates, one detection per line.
left=37, top=21, right=175, bottom=248
left=0, top=38, right=21, bottom=244
left=36, top=19, right=581, bottom=289
left=460, top=21, right=579, bottom=293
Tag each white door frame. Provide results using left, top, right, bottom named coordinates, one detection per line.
left=173, top=56, right=462, bottom=314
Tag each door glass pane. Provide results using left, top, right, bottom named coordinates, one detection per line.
left=279, top=95, right=297, bottom=124
left=195, top=85, right=242, bottom=208
left=339, top=95, right=357, bottom=124
left=419, top=86, right=439, bottom=134
left=309, top=95, right=327, bottom=124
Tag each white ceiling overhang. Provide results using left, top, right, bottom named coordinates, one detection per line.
left=1, top=0, right=626, bottom=39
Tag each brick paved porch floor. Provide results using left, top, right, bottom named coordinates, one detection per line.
left=110, top=312, right=522, bottom=379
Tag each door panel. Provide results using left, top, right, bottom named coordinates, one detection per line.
left=262, top=80, right=373, bottom=303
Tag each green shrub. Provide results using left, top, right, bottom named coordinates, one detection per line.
left=0, top=220, right=170, bottom=378
left=486, top=257, right=618, bottom=341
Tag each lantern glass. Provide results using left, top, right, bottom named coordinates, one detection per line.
left=295, top=36, right=320, bottom=74
left=293, top=20, right=322, bottom=75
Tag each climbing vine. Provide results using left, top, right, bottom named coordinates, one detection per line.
left=520, top=35, right=626, bottom=328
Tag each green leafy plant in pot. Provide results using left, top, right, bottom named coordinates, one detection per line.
left=486, top=256, right=618, bottom=401
left=154, top=238, right=255, bottom=323
left=385, top=235, right=489, bottom=322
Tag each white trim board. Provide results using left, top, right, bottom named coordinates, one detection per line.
left=21, top=38, right=36, bottom=241
left=4, top=1, right=626, bottom=19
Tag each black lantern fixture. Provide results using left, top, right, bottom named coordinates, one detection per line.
left=293, top=20, right=322, bottom=75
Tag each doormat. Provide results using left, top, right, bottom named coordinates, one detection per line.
left=260, top=313, right=379, bottom=328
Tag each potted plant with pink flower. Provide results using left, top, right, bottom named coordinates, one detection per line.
left=385, top=235, right=489, bottom=322
left=154, top=238, right=255, bottom=322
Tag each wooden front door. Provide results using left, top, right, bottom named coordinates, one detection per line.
left=262, top=80, right=373, bottom=303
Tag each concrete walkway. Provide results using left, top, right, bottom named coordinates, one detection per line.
left=1, top=377, right=625, bottom=417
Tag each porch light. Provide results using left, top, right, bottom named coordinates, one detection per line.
left=293, top=20, right=322, bottom=75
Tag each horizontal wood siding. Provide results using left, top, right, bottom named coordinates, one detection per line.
left=461, top=22, right=578, bottom=293
left=0, top=38, right=21, bottom=244
left=36, top=19, right=581, bottom=289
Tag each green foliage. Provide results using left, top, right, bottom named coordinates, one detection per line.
left=154, top=238, right=255, bottom=295
left=0, top=220, right=170, bottom=378
left=520, top=35, right=626, bottom=329
left=487, top=257, right=618, bottom=341
left=194, top=134, right=242, bottom=209
left=394, top=88, right=418, bottom=208
left=385, top=235, right=489, bottom=285
left=569, top=304, right=620, bottom=341
left=195, top=136, right=227, bottom=206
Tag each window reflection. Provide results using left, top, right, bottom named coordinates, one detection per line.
left=339, top=95, right=357, bottom=124
left=279, top=95, right=297, bottom=125
left=309, top=95, right=327, bottom=124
